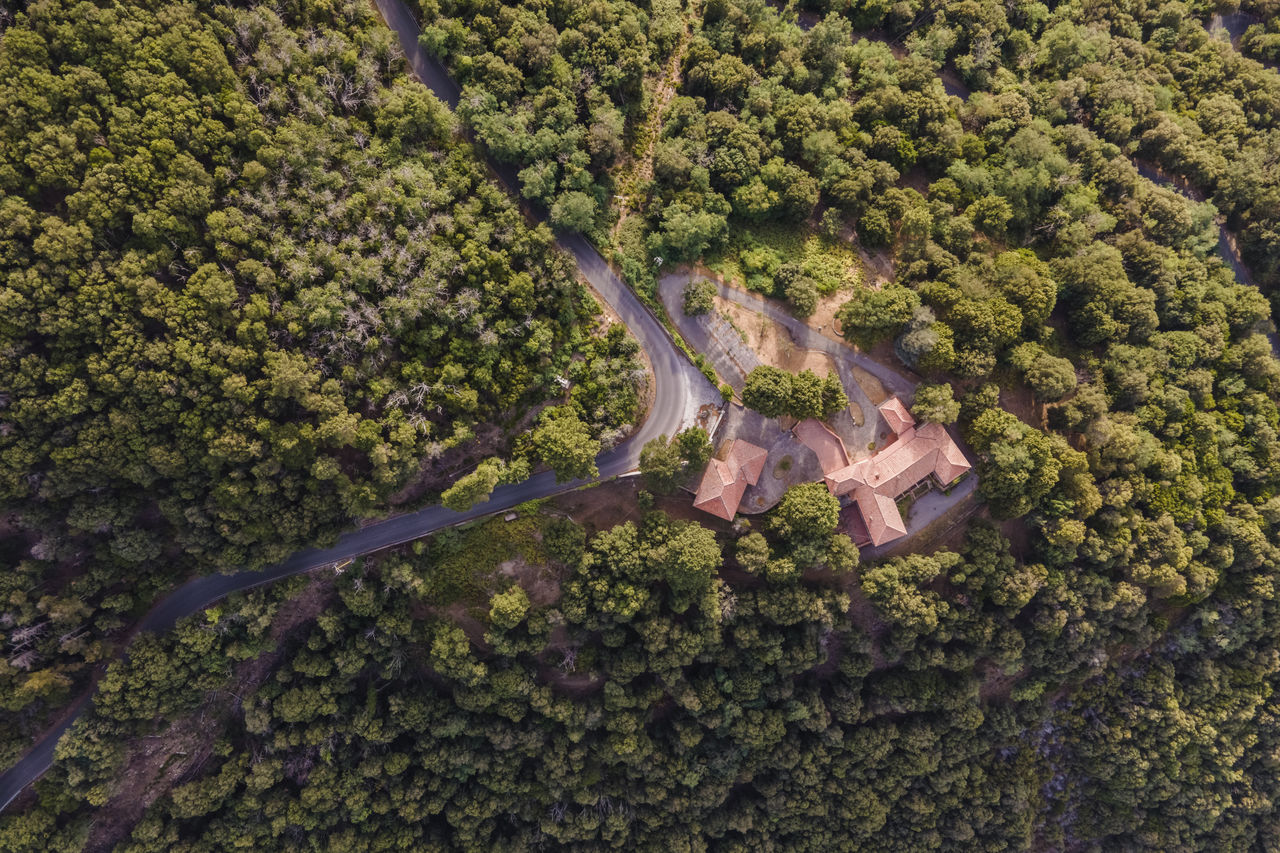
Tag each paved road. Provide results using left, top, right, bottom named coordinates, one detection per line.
left=0, top=0, right=717, bottom=815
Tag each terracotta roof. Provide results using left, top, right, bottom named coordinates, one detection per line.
left=918, top=422, right=970, bottom=484
left=693, top=439, right=768, bottom=521
left=819, top=398, right=972, bottom=547
left=792, top=418, right=849, bottom=473
left=725, top=439, right=768, bottom=485
left=852, top=485, right=908, bottom=546
left=878, top=396, right=916, bottom=435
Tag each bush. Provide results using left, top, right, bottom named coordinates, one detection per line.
left=683, top=278, right=716, bottom=316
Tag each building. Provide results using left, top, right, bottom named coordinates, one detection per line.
left=794, top=397, right=971, bottom=547
left=692, top=439, right=769, bottom=521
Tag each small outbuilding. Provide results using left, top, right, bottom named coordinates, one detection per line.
left=693, top=439, right=769, bottom=521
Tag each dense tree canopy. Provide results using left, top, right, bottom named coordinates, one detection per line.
left=8, top=0, right=1280, bottom=849
left=0, top=0, right=639, bottom=764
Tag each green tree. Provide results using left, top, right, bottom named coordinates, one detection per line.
left=770, top=483, right=840, bottom=542
left=650, top=521, right=721, bottom=610
left=550, top=191, right=598, bottom=231
left=676, top=427, right=713, bottom=469
left=683, top=279, right=716, bottom=316
left=531, top=407, right=600, bottom=483
left=489, top=586, right=531, bottom=629
left=735, top=531, right=772, bottom=574
left=441, top=458, right=506, bottom=511
left=911, top=383, right=961, bottom=424
left=838, top=284, right=921, bottom=349
left=1009, top=343, right=1077, bottom=402
left=639, top=434, right=684, bottom=494
left=743, top=366, right=794, bottom=417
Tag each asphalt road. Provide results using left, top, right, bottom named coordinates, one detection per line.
left=0, top=0, right=716, bottom=814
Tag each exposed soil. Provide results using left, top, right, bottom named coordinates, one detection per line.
left=549, top=478, right=648, bottom=535
left=547, top=477, right=735, bottom=536
left=497, top=555, right=561, bottom=607
left=857, top=245, right=895, bottom=286
left=713, top=294, right=841, bottom=378
left=807, top=289, right=847, bottom=337
left=847, top=364, right=887, bottom=405
left=1000, top=382, right=1045, bottom=430
left=1000, top=516, right=1033, bottom=563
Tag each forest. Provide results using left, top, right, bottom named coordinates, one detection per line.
left=0, top=0, right=640, bottom=767
left=5, top=0, right=1280, bottom=849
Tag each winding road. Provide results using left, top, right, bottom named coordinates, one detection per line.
left=0, top=0, right=717, bottom=814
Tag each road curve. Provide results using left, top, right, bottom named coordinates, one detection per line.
left=0, top=0, right=716, bottom=814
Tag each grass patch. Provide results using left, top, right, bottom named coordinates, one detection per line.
left=773, top=455, right=794, bottom=479
left=705, top=222, right=862, bottom=297
left=420, top=515, right=548, bottom=606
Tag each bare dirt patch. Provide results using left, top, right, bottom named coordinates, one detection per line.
left=848, top=364, right=887, bottom=405
left=714, top=295, right=840, bottom=378
left=808, top=289, right=846, bottom=336
left=549, top=478, right=647, bottom=535
left=999, top=382, right=1045, bottom=430
left=497, top=555, right=561, bottom=607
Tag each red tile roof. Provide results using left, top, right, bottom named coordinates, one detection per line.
left=852, top=485, right=908, bottom=546
left=693, top=439, right=768, bottom=521
left=797, top=396, right=972, bottom=546
left=878, top=396, right=916, bottom=436
left=792, top=418, right=849, bottom=473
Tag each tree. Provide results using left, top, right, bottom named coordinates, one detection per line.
left=676, top=427, right=713, bottom=469
left=967, top=409, right=1062, bottom=519
left=441, top=458, right=505, bottom=511
left=785, top=275, right=820, bottom=317
left=966, top=195, right=1013, bottom=239
left=743, top=366, right=794, bottom=417
left=650, top=522, right=721, bottom=610
left=550, top=191, right=598, bottom=231
left=735, top=531, right=772, bottom=574
left=656, top=201, right=728, bottom=260
left=992, top=249, right=1057, bottom=334
left=838, top=284, right=921, bottom=349
left=531, top=407, right=600, bottom=483
left=820, top=373, right=849, bottom=417
left=683, top=279, right=716, bottom=316
left=489, top=586, right=531, bottom=629
left=911, top=383, right=961, bottom=424
left=742, top=367, right=845, bottom=420
left=860, top=553, right=961, bottom=633
left=639, top=434, right=684, bottom=494
left=790, top=369, right=826, bottom=419
left=1009, top=343, right=1077, bottom=401
left=770, top=483, right=840, bottom=542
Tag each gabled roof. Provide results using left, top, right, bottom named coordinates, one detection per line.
left=852, top=485, right=908, bottom=546
left=918, top=422, right=970, bottom=485
left=821, top=403, right=972, bottom=547
left=878, top=396, right=916, bottom=436
left=724, top=439, right=768, bottom=486
left=693, top=439, right=768, bottom=521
